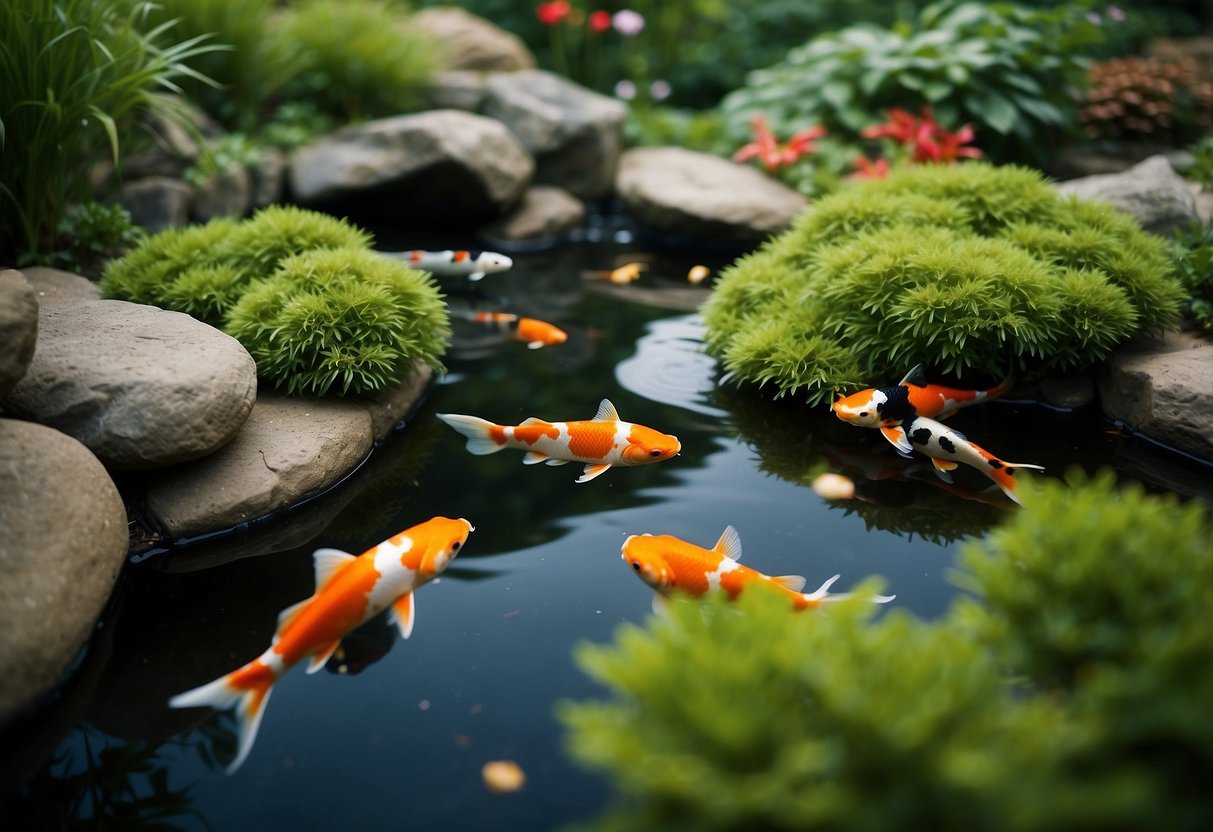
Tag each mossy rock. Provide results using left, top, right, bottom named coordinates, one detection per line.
left=702, top=163, right=1185, bottom=406
left=224, top=247, right=449, bottom=396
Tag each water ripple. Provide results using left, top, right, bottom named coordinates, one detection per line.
left=615, top=314, right=726, bottom=417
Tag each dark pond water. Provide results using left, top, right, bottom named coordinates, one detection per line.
left=5, top=231, right=1212, bottom=830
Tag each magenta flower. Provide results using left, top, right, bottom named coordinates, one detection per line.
left=612, top=9, right=645, bottom=36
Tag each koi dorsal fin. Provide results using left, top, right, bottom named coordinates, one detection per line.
left=520, top=417, right=548, bottom=426
left=713, top=525, right=743, bottom=563
left=274, top=597, right=311, bottom=643
left=313, top=548, right=356, bottom=591
left=898, top=363, right=927, bottom=386
left=772, top=575, right=807, bottom=592
left=594, top=399, right=620, bottom=422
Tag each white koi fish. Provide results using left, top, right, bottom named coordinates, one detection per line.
left=169, top=517, right=474, bottom=774
left=388, top=249, right=512, bottom=281
left=436, top=398, right=680, bottom=483
left=887, top=416, right=1045, bottom=504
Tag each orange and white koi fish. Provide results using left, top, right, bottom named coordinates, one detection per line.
left=832, top=364, right=1014, bottom=442
left=622, top=526, right=894, bottom=610
left=885, top=416, right=1044, bottom=504
left=436, top=398, right=680, bottom=483
left=466, top=311, right=568, bottom=349
left=168, top=516, right=475, bottom=774
left=393, top=249, right=512, bottom=281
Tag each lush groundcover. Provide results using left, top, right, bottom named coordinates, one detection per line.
left=701, top=162, right=1185, bottom=405
left=559, top=472, right=1213, bottom=831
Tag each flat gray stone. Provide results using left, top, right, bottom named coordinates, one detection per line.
left=480, top=185, right=585, bottom=242
left=483, top=70, right=626, bottom=199
left=19, top=267, right=102, bottom=303
left=191, top=163, right=252, bottom=222
left=0, top=270, right=38, bottom=400
left=145, top=394, right=375, bottom=540
left=617, top=147, right=809, bottom=243
left=1055, top=154, right=1200, bottom=235
left=0, top=419, right=128, bottom=722
left=1098, top=329, right=1213, bottom=461
left=4, top=300, right=257, bottom=470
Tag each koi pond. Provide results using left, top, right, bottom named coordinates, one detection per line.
left=5, top=230, right=1212, bottom=830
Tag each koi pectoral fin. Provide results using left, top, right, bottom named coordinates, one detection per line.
left=468, top=271, right=485, bottom=281
left=880, top=424, right=914, bottom=456
left=576, top=463, right=612, bottom=483
left=930, top=458, right=958, bottom=483
left=306, top=640, right=343, bottom=674
left=393, top=593, right=416, bottom=640
left=523, top=451, right=548, bottom=465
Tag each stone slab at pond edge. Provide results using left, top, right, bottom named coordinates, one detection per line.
left=2, top=299, right=257, bottom=470
left=0, top=419, right=128, bottom=723
left=0, top=270, right=38, bottom=399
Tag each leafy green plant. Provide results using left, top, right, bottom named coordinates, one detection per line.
left=719, top=0, right=1104, bottom=167
left=274, top=0, right=437, bottom=123
left=0, top=0, right=220, bottom=263
left=560, top=472, right=1213, bottom=830
left=1185, top=136, right=1213, bottom=189
left=224, top=247, right=449, bottom=396
left=702, top=162, right=1183, bottom=406
left=100, top=206, right=373, bottom=325
left=27, top=201, right=147, bottom=276
left=1170, top=221, right=1213, bottom=333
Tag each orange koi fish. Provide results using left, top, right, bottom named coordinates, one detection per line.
left=584, top=262, right=647, bottom=284
left=393, top=249, right=512, bottom=281
left=169, top=516, right=475, bottom=774
left=436, top=398, right=680, bottom=483
left=886, top=416, right=1044, bottom=504
left=622, top=526, right=894, bottom=610
left=832, top=364, right=1014, bottom=443
left=467, top=311, right=568, bottom=349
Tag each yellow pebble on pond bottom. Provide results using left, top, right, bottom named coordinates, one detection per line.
left=812, top=472, right=856, bottom=500
left=482, top=760, right=526, bottom=793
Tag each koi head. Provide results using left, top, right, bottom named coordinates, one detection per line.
left=416, top=517, right=475, bottom=577
left=515, top=317, right=568, bottom=348
left=479, top=253, right=513, bottom=274
left=622, top=425, right=681, bottom=466
left=831, top=388, right=886, bottom=427
left=621, top=534, right=676, bottom=592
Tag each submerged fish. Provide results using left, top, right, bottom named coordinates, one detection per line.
left=886, top=415, right=1044, bottom=504
left=583, top=262, right=647, bottom=284
left=467, top=310, right=568, bottom=349
left=832, top=363, right=1014, bottom=440
left=390, top=249, right=512, bottom=281
left=168, top=517, right=475, bottom=774
left=436, top=398, right=680, bottom=483
left=622, top=526, right=894, bottom=610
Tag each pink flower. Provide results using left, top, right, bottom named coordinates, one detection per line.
left=734, top=115, right=827, bottom=171
left=537, top=1, right=570, bottom=25
left=589, top=10, right=611, bottom=32
left=649, top=79, right=671, bottom=101
left=612, top=9, right=645, bottom=36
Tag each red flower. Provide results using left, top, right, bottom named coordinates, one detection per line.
left=863, top=107, right=983, bottom=164
left=589, top=10, right=611, bottom=32
left=861, top=108, right=918, bottom=144
left=848, top=155, right=891, bottom=180
left=734, top=115, right=827, bottom=171
left=537, top=0, right=571, bottom=25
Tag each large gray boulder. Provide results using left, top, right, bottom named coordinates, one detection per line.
left=480, top=185, right=586, bottom=243
left=290, top=110, right=533, bottom=221
left=3, top=300, right=257, bottom=470
left=0, top=270, right=38, bottom=399
left=1098, top=330, right=1213, bottom=461
left=0, top=419, right=128, bottom=722
left=412, top=7, right=535, bottom=72
left=19, top=267, right=102, bottom=303
left=483, top=70, right=626, bottom=199
left=1055, top=154, right=1200, bottom=235
left=617, top=147, right=809, bottom=244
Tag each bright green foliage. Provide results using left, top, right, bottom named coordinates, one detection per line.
left=702, top=163, right=1183, bottom=405
left=560, top=473, right=1213, bottom=830
left=0, top=0, right=220, bottom=261
left=719, top=1, right=1104, bottom=166
left=224, top=248, right=449, bottom=396
left=275, top=0, right=436, bottom=123
left=100, top=207, right=372, bottom=325
left=32, top=201, right=147, bottom=276
left=1170, top=220, right=1213, bottom=333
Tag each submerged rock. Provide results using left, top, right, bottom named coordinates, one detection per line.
left=0, top=270, right=38, bottom=399
left=0, top=419, right=128, bottom=723
left=616, top=147, right=808, bottom=244
left=3, top=300, right=257, bottom=470
left=1055, top=155, right=1199, bottom=235
left=480, top=185, right=586, bottom=243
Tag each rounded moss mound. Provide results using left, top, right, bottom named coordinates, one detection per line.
left=100, top=206, right=373, bottom=325
left=224, top=247, right=449, bottom=396
left=702, top=163, right=1184, bottom=406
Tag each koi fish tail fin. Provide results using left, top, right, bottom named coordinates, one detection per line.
left=987, top=461, right=1046, bottom=505
left=435, top=413, right=505, bottom=455
left=798, top=574, right=896, bottom=608
left=169, top=668, right=276, bottom=775
left=987, top=363, right=1018, bottom=399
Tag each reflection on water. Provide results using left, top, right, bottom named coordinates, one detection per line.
left=6, top=237, right=1212, bottom=830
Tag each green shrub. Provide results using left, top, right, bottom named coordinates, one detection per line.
left=560, top=473, right=1213, bottom=830
left=719, top=0, right=1104, bottom=166
left=100, top=206, right=373, bottom=324
left=224, top=248, right=449, bottom=396
left=702, top=163, right=1183, bottom=405
left=1170, top=221, right=1213, bottom=333
left=0, top=0, right=219, bottom=262
left=32, top=201, right=147, bottom=276
left=274, top=0, right=436, bottom=122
